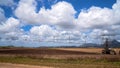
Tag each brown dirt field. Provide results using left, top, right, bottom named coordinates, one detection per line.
left=54, top=48, right=103, bottom=54
left=0, top=48, right=98, bottom=55
left=0, top=48, right=120, bottom=59
left=0, top=48, right=120, bottom=68
left=0, top=63, right=53, bottom=68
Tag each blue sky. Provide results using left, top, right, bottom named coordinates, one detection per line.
left=1, top=0, right=116, bottom=17
left=0, top=0, right=120, bottom=47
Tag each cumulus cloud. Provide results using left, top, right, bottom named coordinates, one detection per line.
left=76, top=7, right=114, bottom=29
left=0, top=17, right=20, bottom=33
left=30, top=25, right=58, bottom=37
left=0, top=17, right=24, bottom=42
left=76, top=0, right=120, bottom=38
left=30, top=25, right=83, bottom=43
left=15, top=0, right=120, bottom=31
left=15, top=0, right=76, bottom=29
left=30, top=25, right=59, bottom=42
left=1, top=0, right=120, bottom=46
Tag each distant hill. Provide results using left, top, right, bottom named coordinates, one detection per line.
left=1, top=40, right=119, bottom=48
left=37, top=40, right=120, bottom=48
left=80, top=40, right=120, bottom=48
left=80, top=43, right=102, bottom=48
left=109, top=40, right=120, bottom=48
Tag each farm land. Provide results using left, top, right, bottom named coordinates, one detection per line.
left=0, top=47, right=120, bottom=68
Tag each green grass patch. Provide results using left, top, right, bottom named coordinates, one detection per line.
left=0, top=56, right=119, bottom=68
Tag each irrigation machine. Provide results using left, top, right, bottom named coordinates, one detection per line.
left=101, top=34, right=116, bottom=55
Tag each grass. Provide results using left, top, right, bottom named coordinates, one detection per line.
left=0, top=56, right=120, bottom=68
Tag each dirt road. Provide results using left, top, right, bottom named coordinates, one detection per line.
left=0, top=63, right=54, bottom=68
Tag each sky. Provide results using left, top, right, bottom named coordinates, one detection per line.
left=0, top=0, right=120, bottom=47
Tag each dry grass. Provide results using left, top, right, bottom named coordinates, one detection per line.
left=0, top=48, right=120, bottom=68
left=0, top=56, right=119, bottom=68
left=113, top=48, right=120, bottom=54
left=0, top=63, right=53, bottom=68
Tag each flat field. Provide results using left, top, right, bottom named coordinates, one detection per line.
left=0, top=48, right=120, bottom=68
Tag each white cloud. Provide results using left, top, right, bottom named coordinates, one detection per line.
left=0, top=17, right=20, bottom=33
left=30, top=25, right=58, bottom=39
left=1, top=0, right=120, bottom=46
left=47, top=1, right=76, bottom=29
left=76, top=0, right=120, bottom=37
left=76, top=6, right=114, bottom=29
left=112, top=0, right=120, bottom=24
left=29, top=24, right=84, bottom=43
left=15, top=0, right=76, bottom=29
left=15, top=0, right=120, bottom=31
left=0, top=17, right=25, bottom=42
left=15, top=0, right=37, bottom=24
